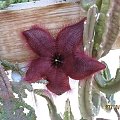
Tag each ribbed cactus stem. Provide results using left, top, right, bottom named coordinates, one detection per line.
left=79, top=4, right=101, bottom=120
left=100, top=0, right=120, bottom=57
left=78, top=78, right=95, bottom=120
left=94, top=68, right=120, bottom=94
left=83, top=4, right=97, bottom=56
left=80, top=0, right=96, bottom=11
left=63, top=99, right=74, bottom=120
left=92, top=0, right=110, bottom=58
left=34, top=89, right=62, bottom=120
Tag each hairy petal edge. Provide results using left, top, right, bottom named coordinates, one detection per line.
left=62, top=51, right=106, bottom=80
left=46, top=68, right=71, bottom=95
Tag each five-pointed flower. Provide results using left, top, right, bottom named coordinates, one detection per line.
left=22, top=18, right=105, bottom=95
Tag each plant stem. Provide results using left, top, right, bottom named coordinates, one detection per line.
left=114, top=108, right=120, bottom=120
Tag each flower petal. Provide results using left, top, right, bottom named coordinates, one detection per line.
left=46, top=68, right=71, bottom=95
left=23, top=27, right=55, bottom=57
left=56, top=18, right=86, bottom=55
left=24, top=57, right=51, bottom=83
left=63, top=51, right=106, bottom=80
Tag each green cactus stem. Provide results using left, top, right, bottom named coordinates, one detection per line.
left=100, top=0, right=120, bottom=57
left=100, top=94, right=108, bottom=111
left=92, top=0, right=110, bottom=58
left=95, top=0, right=102, bottom=12
left=34, top=89, right=62, bottom=120
left=63, top=99, right=74, bottom=120
left=80, top=0, right=96, bottom=11
left=83, top=4, right=97, bottom=56
left=94, top=68, right=120, bottom=94
left=78, top=78, right=95, bottom=120
left=91, top=88, right=101, bottom=115
left=79, top=4, right=101, bottom=120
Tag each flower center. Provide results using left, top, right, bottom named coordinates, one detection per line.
left=51, top=53, right=64, bottom=68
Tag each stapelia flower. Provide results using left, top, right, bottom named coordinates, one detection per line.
left=22, top=18, right=105, bottom=95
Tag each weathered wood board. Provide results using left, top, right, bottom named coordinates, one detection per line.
left=0, top=3, right=86, bottom=63
left=0, top=3, right=119, bottom=63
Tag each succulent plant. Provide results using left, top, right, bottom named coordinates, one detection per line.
left=0, top=0, right=120, bottom=120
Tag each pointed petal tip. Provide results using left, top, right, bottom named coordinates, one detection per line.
left=99, top=62, right=106, bottom=70
left=22, top=30, right=28, bottom=37
left=22, top=26, right=55, bottom=57
left=46, top=82, right=71, bottom=95
left=62, top=52, right=106, bottom=81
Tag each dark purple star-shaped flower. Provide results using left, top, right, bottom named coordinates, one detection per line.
left=22, top=18, right=105, bottom=95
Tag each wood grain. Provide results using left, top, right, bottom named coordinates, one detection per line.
left=0, top=3, right=86, bottom=63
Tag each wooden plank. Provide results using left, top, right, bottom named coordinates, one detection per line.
left=0, top=3, right=86, bottom=63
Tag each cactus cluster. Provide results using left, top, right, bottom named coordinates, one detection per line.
left=79, top=0, right=120, bottom=119
left=0, top=0, right=120, bottom=120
